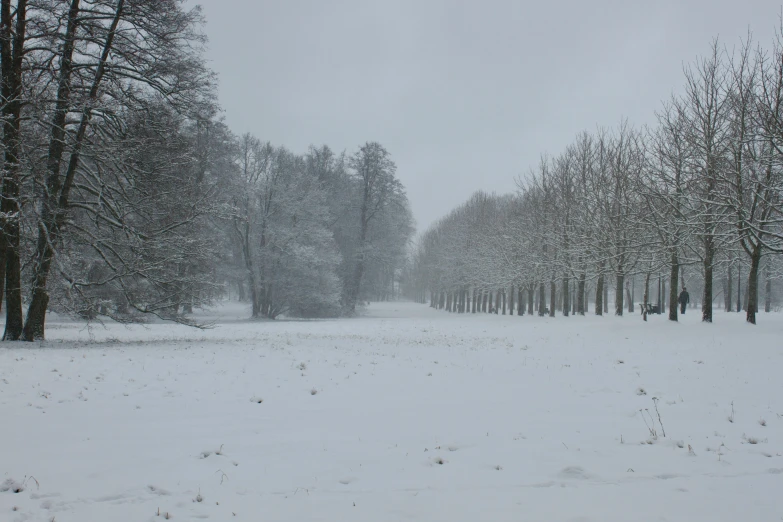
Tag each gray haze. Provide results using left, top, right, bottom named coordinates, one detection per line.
left=187, top=0, right=777, bottom=231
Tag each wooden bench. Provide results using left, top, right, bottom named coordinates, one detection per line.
left=639, top=303, right=660, bottom=315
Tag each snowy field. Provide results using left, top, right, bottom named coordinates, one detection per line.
left=2, top=302, right=782, bottom=522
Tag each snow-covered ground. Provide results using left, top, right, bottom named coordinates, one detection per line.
left=2, top=302, right=782, bottom=522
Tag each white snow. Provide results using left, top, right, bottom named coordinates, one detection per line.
left=2, top=302, right=782, bottom=521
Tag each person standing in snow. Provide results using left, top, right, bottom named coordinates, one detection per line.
left=678, top=287, right=690, bottom=314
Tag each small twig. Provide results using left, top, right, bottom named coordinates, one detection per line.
left=215, top=469, right=228, bottom=485
left=640, top=408, right=657, bottom=438
left=652, top=397, right=666, bottom=437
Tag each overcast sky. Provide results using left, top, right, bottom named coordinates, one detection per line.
left=186, top=0, right=777, bottom=232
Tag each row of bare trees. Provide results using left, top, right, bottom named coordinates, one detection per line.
left=406, top=33, right=783, bottom=324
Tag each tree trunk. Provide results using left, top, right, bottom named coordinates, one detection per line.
left=643, top=272, right=651, bottom=321
left=736, top=264, right=741, bottom=314
left=1, top=0, right=27, bottom=340
left=584, top=283, right=589, bottom=313
left=614, top=271, right=624, bottom=316
left=538, top=282, right=546, bottom=316
left=527, top=283, right=534, bottom=315
left=562, top=276, right=569, bottom=316
left=726, top=265, right=733, bottom=311
left=596, top=273, right=604, bottom=316
left=501, top=288, right=506, bottom=315
left=518, top=286, right=524, bottom=315
left=549, top=279, right=556, bottom=317
left=746, top=247, right=761, bottom=324
left=625, top=282, right=633, bottom=313
left=702, top=236, right=714, bottom=323
left=577, top=272, right=585, bottom=315
left=615, top=272, right=624, bottom=316
left=669, top=251, right=679, bottom=321
left=509, top=285, right=514, bottom=315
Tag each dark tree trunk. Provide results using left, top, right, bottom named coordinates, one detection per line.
left=527, top=283, right=534, bottom=315
left=495, top=290, right=501, bottom=314
left=538, top=282, right=546, bottom=316
left=669, top=251, right=679, bottom=321
left=596, top=273, right=604, bottom=316
left=746, top=247, right=761, bottom=324
left=603, top=281, right=609, bottom=313
left=549, top=280, right=556, bottom=317
left=1, top=0, right=27, bottom=339
left=518, top=286, right=524, bottom=315
left=626, top=281, right=633, bottom=313
left=509, top=285, right=514, bottom=315
left=726, top=265, right=733, bottom=311
left=643, top=272, right=651, bottom=321
left=615, top=272, right=624, bottom=316
left=501, top=288, right=506, bottom=315
left=577, top=272, right=586, bottom=315
left=562, top=277, right=569, bottom=316
left=702, top=236, right=714, bottom=323
left=723, top=272, right=731, bottom=312
left=736, top=264, right=741, bottom=314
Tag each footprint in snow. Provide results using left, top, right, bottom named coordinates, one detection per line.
left=147, top=485, right=171, bottom=496
left=558, top=466, right=593, bottom=480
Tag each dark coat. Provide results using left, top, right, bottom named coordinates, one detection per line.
left=678, top=290, right=690, bottom=305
